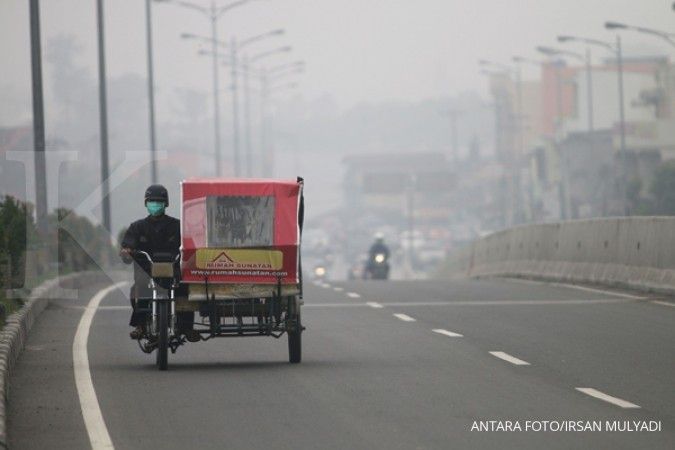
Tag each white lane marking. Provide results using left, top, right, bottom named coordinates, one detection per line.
left=376, top=299, right=630, bottom=307
left=504, top=277, right=645, bottom=300
left=285, top=299, right=630, bottom=309
left=652, top=300, right=675, bottom=308
left=74, top=282, right=126, bottom=449
left=393, top=313, right=416, bottom=322
left=321, top=283, right=331, bottom=289
left=489, top=351, right=530, bottom=366
left=333, top=287, right=344, bottom=292
left=575, top=388, right=641, bottom=409
left=346, top=292, right=361, bottom=298
left=304, top=303, right=369, bottom=308
left=432, top=328, right=463, bottom=337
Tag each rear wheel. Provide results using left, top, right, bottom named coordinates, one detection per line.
left=288, top=298, right=302, bottom=364
left=156, top=301, right=169, bottom=370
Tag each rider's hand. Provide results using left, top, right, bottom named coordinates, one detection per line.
left=119, top=247, right=134, bottom=264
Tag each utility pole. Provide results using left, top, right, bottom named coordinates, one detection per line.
left=615, top=34, right=628, bottom=215
left=260, top=68, right=269, bottom=177
left=210, top=4, right=222, bottom=177
left=242, top=55, right=252, bottom=177
left=553, top=61, right=571, bottom=220
left=145, top=0, right=158, bottom=184
left=29, top=0, right=48, bottom=234
left=96, top=0, right=111, bottom=232
left=230, top=36, right=241, bottom=177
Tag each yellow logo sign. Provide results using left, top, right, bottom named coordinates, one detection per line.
left=196, top=248, right=283, bottom=270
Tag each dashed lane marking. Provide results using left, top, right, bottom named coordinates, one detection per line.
left=575, top=388, right=641, bottom=409
left=393, top=313, right=416, bottom=322
left=374, top=299, right=630, bottom=307
left=489, top=351, right=530, bottom=366
left=74, top=282, right=126, bottom=449
left=346, top=292, right=361, bottom=298
left=432, top=328, right=463, bottom=337
left=366, top=302, right=384, bottom=309
left=333, top=287, right=344, bottom=292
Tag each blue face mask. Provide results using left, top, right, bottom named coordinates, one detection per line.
left=146, top=201, right=166, bottom=216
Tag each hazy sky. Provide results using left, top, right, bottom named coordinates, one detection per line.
left=2, top=0, right=674, bottom=125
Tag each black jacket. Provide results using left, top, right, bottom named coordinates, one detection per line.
left=368, top=242, right=390, bottom=260
left=121, top=214, right=181, bottom=287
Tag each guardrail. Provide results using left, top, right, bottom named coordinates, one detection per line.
left=447, top=217, right=675, bottom=294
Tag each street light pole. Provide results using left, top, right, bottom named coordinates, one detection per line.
left=230, top=36, right=240, bottom=176
left=615, top=33, right=628, bottom=215
left=96, top=0, right=111, bottom=232
left=559, top=33, right=628, bottom=215
left=164, top=0, right=255, bottom=177
left=249, top=46, right=293, bottom=177
left=234, top=29, right=285, bottom=177
left=28, top=0, right=48, bottom=234
left=145, top=0, right=158, bottom=184
left=242, top=54, right=252, bottom=177
left=210, top=6, right=222, bottom=176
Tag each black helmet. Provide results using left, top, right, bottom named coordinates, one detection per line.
left=144, top=184, right=169, bottom=206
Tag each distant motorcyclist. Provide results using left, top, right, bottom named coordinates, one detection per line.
left=119, top=185, right=195, bottom=341
left=364, top=232, right=390, bottom=279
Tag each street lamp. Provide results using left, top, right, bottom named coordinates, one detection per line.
left=558, top=33, right=628, bottom=216
left=237, top=30, right=285, bottom=177
left=250, top=46, right=293, bottom=177
left=605, top=21, right=675, bottom=48
left=145, top=0, right=159, bottom=184
left=96, top=0, right=112, bottom=232
left=28, top=0, right=48, bottom=234
left=161, top=0, right=256, bottom=177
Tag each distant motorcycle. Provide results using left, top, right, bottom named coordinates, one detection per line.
left=313, top=264, right=328, bottom=281
left=364, top=252, right=389, bottom=280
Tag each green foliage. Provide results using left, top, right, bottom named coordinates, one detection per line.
left=650, top=161, right=675, bottom=215
left=0, top=196, right=35, bottom=288
left=50, top=208, right=114, bottom=271
left=0, top=197, right=115, bottom=306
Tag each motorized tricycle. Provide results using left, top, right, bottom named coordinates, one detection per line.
left=132, top=178, right=304, bottom=371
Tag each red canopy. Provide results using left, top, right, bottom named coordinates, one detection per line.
left=180, top=178, right=302, bottom=285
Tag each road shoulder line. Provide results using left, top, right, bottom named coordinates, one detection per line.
left=73, top=282, right=126, bottom=449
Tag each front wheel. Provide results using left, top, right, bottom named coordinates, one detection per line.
left=156, top=301, right=169, bottom=370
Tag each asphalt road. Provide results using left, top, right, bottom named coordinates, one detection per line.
left=7, top=272, right=675, bottom=449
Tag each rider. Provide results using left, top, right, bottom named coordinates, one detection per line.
left=119, top=185, right=195, bottom=341
left=365, top=232, right=390, bottom=278
left=368, top=232, right=390, bottom=262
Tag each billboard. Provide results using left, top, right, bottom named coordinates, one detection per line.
left=181, top=179, right=302, bottom=285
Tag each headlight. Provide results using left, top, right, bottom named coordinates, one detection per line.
left=375, top=254, right=385, bottom=263
left=315, top=266, right=326, bottom=276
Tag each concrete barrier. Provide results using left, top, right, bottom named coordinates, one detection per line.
left=447, top=217, right=675, bottom=294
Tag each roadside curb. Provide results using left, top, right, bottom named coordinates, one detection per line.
left=0, top=271, right=103, bottom=449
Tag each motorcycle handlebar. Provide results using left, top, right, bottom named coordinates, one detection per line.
left=129, top=250, right=180, bottom=263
